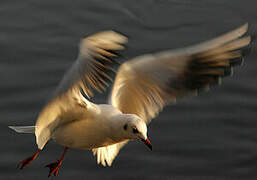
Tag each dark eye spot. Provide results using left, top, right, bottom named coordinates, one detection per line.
left=123, top=124, right=128, bottom=130
left=132, top=127, right=139, bottom=134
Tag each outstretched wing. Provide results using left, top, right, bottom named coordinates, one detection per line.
left=54, top=31, right=128, bottom=99
left=92, top=24, right=251, bottom=167
left=35, top=31, right=127, bottom=150
left=111, top=23, right=251, bottom=124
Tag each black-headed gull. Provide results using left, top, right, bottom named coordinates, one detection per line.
left=9, top=23, right=251, bottom=177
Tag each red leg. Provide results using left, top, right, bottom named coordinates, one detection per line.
left=45, top=147, right=68, bottom=177
left=17, top=149, right=41, bottom=169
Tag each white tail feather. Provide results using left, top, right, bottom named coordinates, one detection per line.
left=9, top=126, right=35, bottom=134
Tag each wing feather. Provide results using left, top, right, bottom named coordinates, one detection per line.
left=35, top=31, right=127, bottom=150
left=92, top=141, right=128, bottom=166
left=54, top=31, right=127, bottom=99
left=111, top=23, right=251, bottom=124
left=91, top=24, right=251, bottom=167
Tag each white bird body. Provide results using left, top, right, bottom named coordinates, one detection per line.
left=33, top=91, right=138, bottom=151
left=8, top=24, right=251, bottom=176
left=51, top=104, right=124, bottom=150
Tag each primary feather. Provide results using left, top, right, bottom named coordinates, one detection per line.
left=95, top=24, right=250, bottom=166
left=34, top=31, right=127, bottom=150
left=8, top=24, right=251, bottom=168
left=111, top=23, right=250, bottom=124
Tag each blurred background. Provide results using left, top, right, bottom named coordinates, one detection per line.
left=1, top=0, right=257, bottom=179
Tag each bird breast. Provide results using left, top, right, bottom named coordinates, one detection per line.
left=51, top=104, right=122, bottom=150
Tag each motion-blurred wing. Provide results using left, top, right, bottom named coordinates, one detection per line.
left=111, top=23, right=251, bottom=124
left=35, top=31, right=127, bottom=150
left=54, top=31, right=127, bottom=100
left=92, top=141, right=128, bottom=166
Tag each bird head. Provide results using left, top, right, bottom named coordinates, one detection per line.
left=121, top=114, right=152, bottom=150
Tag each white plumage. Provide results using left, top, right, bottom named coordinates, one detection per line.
left=9, top=24, right=251, bottom=175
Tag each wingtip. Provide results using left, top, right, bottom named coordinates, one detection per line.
left=86, top=30, right=128, bottom=44
left=234, top=22, right=249, bottom=37
left=111, top=30, right=129, bottom=43
left=240, top=23, right=249, bottom=34
left=243, top=22, right=249, bottom=30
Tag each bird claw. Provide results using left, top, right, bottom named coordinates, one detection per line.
left=17, top=156, right=34, bottom=169
left=17, top=149, right=40, bottom=169
left=45, top=160, right=62, bottom=177
left=45, top=147, right=68, bottom=177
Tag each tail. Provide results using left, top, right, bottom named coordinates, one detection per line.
left=8, top=126, right=35, bottom=134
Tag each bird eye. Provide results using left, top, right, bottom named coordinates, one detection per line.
left=123, top=124, right=128, bottom=131
left=132, top=127, right=139, bottom=134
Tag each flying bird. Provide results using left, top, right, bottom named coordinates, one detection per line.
left=9, top=23, right=251, bottom=177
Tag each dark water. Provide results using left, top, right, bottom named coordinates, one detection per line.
left=1, top=0, right=257, bottom=179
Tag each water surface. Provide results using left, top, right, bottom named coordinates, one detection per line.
left=1, top=0, right=257, bottom=179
